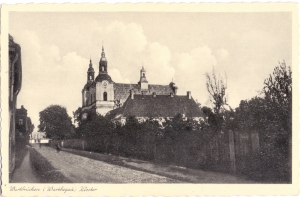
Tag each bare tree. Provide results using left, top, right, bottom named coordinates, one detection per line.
left=205, top=68, right=231, bottom=114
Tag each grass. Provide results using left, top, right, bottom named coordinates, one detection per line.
left=29, top=148, right=71, bottom=183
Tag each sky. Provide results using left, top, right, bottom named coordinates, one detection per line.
left=9, top=12, right=292, bottom=130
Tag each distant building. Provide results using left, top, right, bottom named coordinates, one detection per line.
left=81, top=45, right=178, bottom=116
left=15, top=105, right=28, bottom=137
left=106, top=91, right=204, bottom=125
left=9, top=34, right=22, bottom=179
left=29, top=131, right=51, bottom=144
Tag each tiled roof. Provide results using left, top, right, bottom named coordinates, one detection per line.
left=113, top=83, right=174, bottom=102
left=114, top=83, right=139, bottom=101
left=107, top=94, right=204, bottom=119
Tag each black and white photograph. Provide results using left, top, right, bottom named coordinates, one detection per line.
left=2, top=3, right=298, bottom=196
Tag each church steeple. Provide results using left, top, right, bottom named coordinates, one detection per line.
left=87, top=58, right=95, bottom=82
left=139, top=64, right=148, bottom=90
left=99, top=44, right=108, bottom=74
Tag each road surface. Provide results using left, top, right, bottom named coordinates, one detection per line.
left=32, top=145, right=179, bottom=183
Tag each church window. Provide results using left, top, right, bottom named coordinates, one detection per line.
left=19, top=119, right=23, bottom=125
left=143, top=73, right=145, bottom=77
left=103, top=92, right=107, bottom=101
left=102, top=66, right=104, bottom=71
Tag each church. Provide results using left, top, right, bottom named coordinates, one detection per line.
left=81, top=45, right=203, bottom=122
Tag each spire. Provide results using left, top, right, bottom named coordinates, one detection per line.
left=89, top=58, right=92, bottom=68
left=99, top=42, right=108, bottom=73
left=140, top=63, right=148, bottom=88
left=101, top=42, right=106, bottom=60
left=141, top=63, right=146, bottom=72
left=87, top=58, right=95, bottom=82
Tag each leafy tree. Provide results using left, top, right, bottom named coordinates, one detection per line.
left=235, top=97, right=267, bottom=130
left=73, top=107, right=82, bottom=126
left=263, top=61, right=292, bottom=133
left=38, top=105, right=74, bottom=140
left=84, top=113, right=114, bottom=152
left=27, top=117, right=35, bottom=138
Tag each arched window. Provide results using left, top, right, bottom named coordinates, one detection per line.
left=102, top=66, right=104, bottom=71
left=103, top=92, right=107, bottom=101
left=143, top=73, right=145, bottom=77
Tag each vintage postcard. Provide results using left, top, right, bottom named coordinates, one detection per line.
left=1, top=3, right=299, bottom=196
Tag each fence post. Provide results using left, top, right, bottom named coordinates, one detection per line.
left=82, top=140, right=85, bottom=151
left=229, top=130, right=236, bottom=174
left=251, top=131, right=260, bottom=154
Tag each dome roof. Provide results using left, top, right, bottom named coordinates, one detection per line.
left=95, top=73, right=113, bottom=83
left=100, top=56, right=107, bottom=62
left=84, top=80, right=95, bottom=89
left=88, top=67, right=94, bottom=72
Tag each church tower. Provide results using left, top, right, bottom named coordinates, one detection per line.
left=87, top=59, right=94, bottom=82
left=93, top=44, right=114, bottom=116
left=139, top=66, right=148, bottom=90
left=99, top=45, right=107, bottom=74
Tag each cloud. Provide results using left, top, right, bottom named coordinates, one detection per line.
left=171, top=46, right=218, bottom=105
left=110, top=68, right=131, bottom=84
left=15, top=31, right=89, bottom=128
left=216, top=48, right=229, bottom=60
left=141, top=42, right=174, bottom=84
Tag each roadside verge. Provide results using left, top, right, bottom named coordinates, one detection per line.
left=29, top=147, right=71, bottom=183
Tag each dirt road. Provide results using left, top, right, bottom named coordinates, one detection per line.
left=32, top=145, right=179, bottom=183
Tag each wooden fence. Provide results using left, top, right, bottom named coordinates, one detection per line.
left=52, top=130, right=260, bottom=177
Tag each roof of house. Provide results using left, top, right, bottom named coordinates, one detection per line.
left=113, top=83, right=174, bottom=102
left=106, top=94, right=204, bottom=119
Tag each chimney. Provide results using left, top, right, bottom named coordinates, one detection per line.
left=130, top=90, right=134, bottom=99
left=187, top=91, right=191, bottom=99
left=153, top=92, right=156, bottom=97
left=170, top=92, right=174, bottom=97
left=174, top=86, right=178, bottom=95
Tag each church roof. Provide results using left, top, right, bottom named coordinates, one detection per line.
left=83, top=80, right=95, bottom=90
left=107, top=94, right=204, bottom=119
left=88, top=67, right=94, bottom=72
left=140, top=78, right=148, bottom=83
left=113, top=83, right=174, bottom=102
left=95, top=73, right=113, bottom=83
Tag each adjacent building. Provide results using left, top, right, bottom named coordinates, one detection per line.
left=9, top=34, right=22, bottom=179
left=15, top=105, right=34, bottom=139
left=107, top=91, right=204, bottom=125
